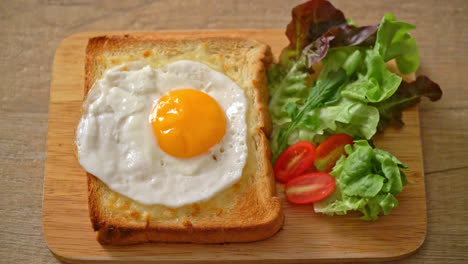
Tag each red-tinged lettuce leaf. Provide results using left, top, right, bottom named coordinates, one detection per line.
left=303, top=35, right=334, bottom=67
left=280, top=0, right=378, bottom=68
left=326, top=24, right=379, bottom=47
left=372, top=76, right=442, bottom=131
left=280, top=0, right=346, bottom=64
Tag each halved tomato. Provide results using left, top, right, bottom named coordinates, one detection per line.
left=304, top=163, right=317, bottom=173
left=314, top=133, right=353, bottom=173
left=285, top=172, right=336, bottom=204
left=273, top=141, right=316, bottom=183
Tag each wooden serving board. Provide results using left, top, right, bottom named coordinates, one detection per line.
left=43, top=30, right=426, bottom=263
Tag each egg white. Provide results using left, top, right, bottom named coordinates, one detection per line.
left=76, top=60, right=248, bottom=207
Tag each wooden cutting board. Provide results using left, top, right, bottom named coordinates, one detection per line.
left=42, top=30, right=426, bottom=263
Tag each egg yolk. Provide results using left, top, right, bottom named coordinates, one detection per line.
left=150, top=89, right=226, bottom=158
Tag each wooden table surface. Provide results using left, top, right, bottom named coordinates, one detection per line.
left=1, top=0, right=466, bottom=263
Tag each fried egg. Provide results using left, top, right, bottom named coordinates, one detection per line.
left=76, top=60, right=248, bottom=207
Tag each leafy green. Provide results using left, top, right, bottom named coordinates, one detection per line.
left=341, top=49, right=402, bottom=103
left=314, top=140, right=408, bottom=220
left=279, top=0, right=347, bottom=64
left=271, top=69, right=347, bottom=161
left=374, top=13, right=420, bottom=74
left=318, top=47, right=361, bottom=80
left=372, top=76, right=443, bottom=131
left=267, top=58, right=310, bottom=124
left=279, top=0, right=377, bottom=67
left=287, top=98, right=379, bottom=145
left=327, top=24, right=378, bottom=48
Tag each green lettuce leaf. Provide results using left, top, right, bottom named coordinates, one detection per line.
left=314, top=140, right=408, bottom=220
left=318, top=47, right=362, bottom=80
left=287, top=98, right=379, bottom=145
left=374, top=13, right=420, bottom=74
left=341, top=49, right=402, bottom=103
left=267, top=59, right=310, bottom=124
left=271, top=69, right=347, bottom=161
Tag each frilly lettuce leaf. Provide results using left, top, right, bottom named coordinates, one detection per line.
left=287, top=98, right=379, bottom=145
left=279, top=0, right=346, bottom=64
left=374, top=13, right=420, bottom=74
left=271, top=69, right=347, bottom=161
left=279, top=0, right=377, bottom=67
left=372, top=75, right=443, bottom=132
left=341, top=49, right=402, bottom=103
left=314, top=140, right=408, bottom=220
left=267, top=59, right=310, bottom=124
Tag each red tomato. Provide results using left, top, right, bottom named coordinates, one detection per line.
left=314, top=133, right=353, bottom=173
left=274, top=141, right=316, bottom=183
left=304, top=164, right=317, bottom=173
left=285, top=172, right=336, bottom=204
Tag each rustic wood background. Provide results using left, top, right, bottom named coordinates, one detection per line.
left=0, top=0, right=466, bottom=263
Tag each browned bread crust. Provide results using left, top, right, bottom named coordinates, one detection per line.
left=83, top=34, right=283, bottom=245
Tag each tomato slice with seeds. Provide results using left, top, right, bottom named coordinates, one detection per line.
left=273, top=141, right=316, bottom=183
left=314, top=133, right=353, bottom=173
left=285, top=172, right=336, bottom=204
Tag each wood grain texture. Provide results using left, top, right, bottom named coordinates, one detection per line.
left=1, top=0, right=467, bottom=264
left=42, top=30, right=424, bottom=263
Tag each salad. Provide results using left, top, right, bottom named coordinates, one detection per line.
left=268, top=0, right=442, bottom=220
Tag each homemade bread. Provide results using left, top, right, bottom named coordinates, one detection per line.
left=83, top=34, right=283, bottom=245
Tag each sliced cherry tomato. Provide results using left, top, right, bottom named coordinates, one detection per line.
left=314, top=133, right=353, bottom=173
left=274, top=141, right=316, bottom=183
left=304, top=163, right=317, bottom=173
left=285, top=172, right=336, bottom=204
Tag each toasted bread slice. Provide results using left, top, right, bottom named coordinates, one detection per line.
left=83, top=34, right=283, bottom=245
